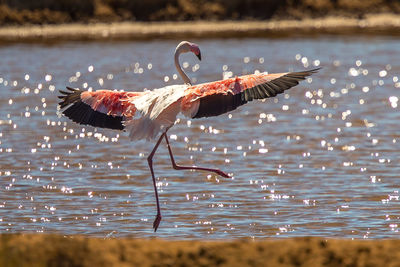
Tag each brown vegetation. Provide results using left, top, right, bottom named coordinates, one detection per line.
left=1, top=234, right=400, bottom=267
left=1, top=0, right=400, bottom=25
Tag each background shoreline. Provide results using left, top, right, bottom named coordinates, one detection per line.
left=1, top=14, right=400, bottom=43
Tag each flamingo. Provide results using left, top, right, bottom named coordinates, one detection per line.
left=58, top=41, right=320, bottom=232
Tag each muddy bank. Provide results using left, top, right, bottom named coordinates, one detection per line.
left=0, top=14, right=400, bottom=43
left=1, top=234, right=399, bottom=267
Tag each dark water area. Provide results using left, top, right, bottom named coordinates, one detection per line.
left=0, top=37, right=399, bottom=239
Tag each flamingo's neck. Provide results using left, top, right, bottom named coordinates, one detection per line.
left=174, top=48, right=192, bottom=86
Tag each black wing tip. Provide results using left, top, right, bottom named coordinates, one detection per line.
left=307, top=67, right=322, bottom=74
left=58, top=87, right=82, bottom=109
left=282, top=67, right=321, bottom=82
left=59, top=87, right=79, bottom=96
left=290, top=67, right=322, bottom=76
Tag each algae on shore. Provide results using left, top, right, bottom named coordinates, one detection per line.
left=1, top=0, right=400, bottom=26
left=1, top=234, right=400, bottom=267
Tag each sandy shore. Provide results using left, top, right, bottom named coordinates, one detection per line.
left=0, top=234, right=399, bottom=266
left=0, top=13, right=400, bottom=43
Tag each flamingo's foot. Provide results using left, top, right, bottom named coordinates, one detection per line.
left=153, top=213, right=162, bottom=232
left=215, top=169, right=230, bottom=178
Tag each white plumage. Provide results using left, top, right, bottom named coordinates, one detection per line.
left=125, top=85, right=187, bottom=140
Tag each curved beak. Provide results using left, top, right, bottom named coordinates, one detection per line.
left=196, top=52, right=201, bottom=61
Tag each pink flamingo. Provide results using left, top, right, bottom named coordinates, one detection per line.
left=59, top=41, right=319, bottom=232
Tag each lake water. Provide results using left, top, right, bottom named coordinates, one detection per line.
left=0, top=37, right=399, bottom=239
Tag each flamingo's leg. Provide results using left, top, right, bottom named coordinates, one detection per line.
left=147, top=131, right=166, bottom=232
left=164, top=132, right=230, bottom=178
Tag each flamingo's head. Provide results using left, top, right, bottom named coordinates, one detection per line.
left=189, top=43, right=201, bottom=61
left=176, top=41, right=201, bottom=61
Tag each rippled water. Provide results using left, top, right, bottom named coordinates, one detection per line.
left=0, top=37, right=399, bottom=239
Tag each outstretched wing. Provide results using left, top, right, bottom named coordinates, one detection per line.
left=58, top=87, right=143, bottom=130
left=181, top=68, right=320, bottom=118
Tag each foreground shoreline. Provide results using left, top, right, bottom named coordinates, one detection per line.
left=1, top=13, right=400, bottom=43
left=1, top=234, right=400, bottom=266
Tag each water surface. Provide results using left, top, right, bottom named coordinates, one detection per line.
left=0, top=37, right=399, bottom=239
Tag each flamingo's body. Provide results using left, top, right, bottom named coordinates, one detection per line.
left=59, top=41, right=319, bottom=231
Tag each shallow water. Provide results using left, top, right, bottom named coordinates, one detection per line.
left=0, top=37, right=399, bottom=239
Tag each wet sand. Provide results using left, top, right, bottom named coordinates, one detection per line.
left=1, top=234, right=399, bottom=266
left=1, top=13, right=400, bottom=42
